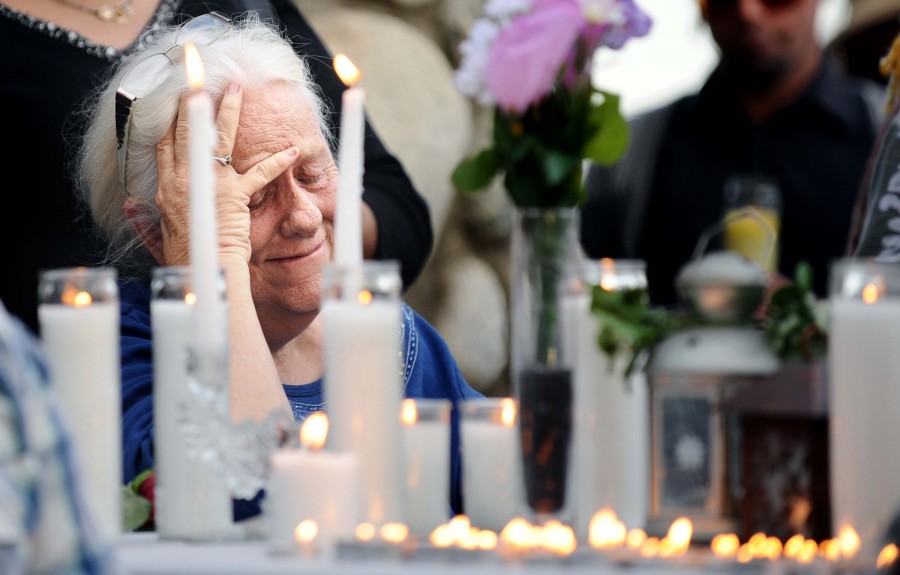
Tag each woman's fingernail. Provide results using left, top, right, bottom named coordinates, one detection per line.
left=286, top=146, right=298, bottom=156
left=227, top=83, right=240, bottom=94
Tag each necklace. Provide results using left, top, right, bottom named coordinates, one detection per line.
left=48, top=0, right=134, bottom=23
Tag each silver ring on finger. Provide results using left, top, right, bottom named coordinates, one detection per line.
left=212, top=154, right=232, bottom=167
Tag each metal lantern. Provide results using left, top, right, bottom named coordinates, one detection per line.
left=646, top=251, right=779, bottom=541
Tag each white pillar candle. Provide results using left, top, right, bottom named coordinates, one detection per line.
left=150, top=267, right=232, bottom=540
left=829, top=288, right=900, bottom=560
left=564, top=292, right=649, bottom=539
left=38, top=267, right=121, bottom=543
left=333, top=54, right=365, bottom=267
left=266, top=413, right=359, bottom=554
left=460, top=398, right=523, bottom=532
left=322, top=290, right=404, bottom=526
left=184, top=42, right=226, bottom=357
left=400, top=399, right=451, bottom=538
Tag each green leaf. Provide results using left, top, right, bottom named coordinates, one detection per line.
left=583, top=92, right=630, bottom=166
left=452, top=148, right=500, bottom=192
left=122, top=485, right=152, bottom=532
left=542, top=151, right=581, bottom=187
left=794, top=260, right=813, bottom=292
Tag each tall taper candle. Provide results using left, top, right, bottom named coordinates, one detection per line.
left=184, top=42, right=226, bottom=356
left=333, top=53, right=365, bottom=266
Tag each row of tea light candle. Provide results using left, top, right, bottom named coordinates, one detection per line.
left=265, top=397, right=521, bottom=553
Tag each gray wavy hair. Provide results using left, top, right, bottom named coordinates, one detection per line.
left=77, top=12, right=333, bottom=279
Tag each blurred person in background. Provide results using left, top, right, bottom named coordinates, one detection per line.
left=580, top=0, right=885, bottom=305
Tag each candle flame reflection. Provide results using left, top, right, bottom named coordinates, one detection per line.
left=184, top=42, right=204, bottom=90
left=500, top=398, right=516, bottom=426
left=334, top=54, right=361, bottom=87
left=400, top=399, right=417, bottom=426
left=299, top=412, right=328, bottom=450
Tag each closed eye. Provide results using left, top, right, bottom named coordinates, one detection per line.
left=248, top=186, right=271, bottom=211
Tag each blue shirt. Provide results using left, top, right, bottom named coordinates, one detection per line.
left=117, top=280, right=483, bottom=521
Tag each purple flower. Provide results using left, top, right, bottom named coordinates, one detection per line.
left=485, top=0, right=586, bottom=113
left=584, top=0, right=652, bottom=50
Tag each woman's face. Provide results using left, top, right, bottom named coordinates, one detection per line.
left=231, top=83, right=338, bottom=318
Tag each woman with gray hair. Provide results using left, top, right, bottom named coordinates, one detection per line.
left=77, top=12, right=481, bottom=521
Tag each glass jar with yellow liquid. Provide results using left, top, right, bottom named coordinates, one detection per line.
left=722, top=175, right=781, bottom=273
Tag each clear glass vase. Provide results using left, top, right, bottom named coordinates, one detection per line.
left=510, top=207, right=583, bottom=518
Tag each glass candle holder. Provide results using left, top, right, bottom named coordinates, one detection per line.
left=400, top=398, right=452, bottom=538
left=150, top=266, right=233, bottom=541
left=37, top=266, right=120, bottom=543
left=828, top=258, right=900, bottom=561
left=566, top=259, right=650, bottom=538
left=321, top=260, right=405, bottom=527
left=460, top=397, right=523, bottom=532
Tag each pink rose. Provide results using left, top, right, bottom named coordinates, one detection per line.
left=485, top=0, right=586, bottom=114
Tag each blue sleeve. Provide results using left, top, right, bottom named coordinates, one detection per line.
left=403, top=307, right=484, bottom=516
left=119, top=301, right=156, bottom=485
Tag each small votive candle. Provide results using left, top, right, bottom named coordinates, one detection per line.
left=265, top=413, right=359, bottom=555
left=460, top=398, right=524, bottom=532
left=400, top=398, right=452, bottom=538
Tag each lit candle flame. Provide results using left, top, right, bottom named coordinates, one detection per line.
left=334, top=54, right=361, bottom=87
left=379, top=522, right=408, bottom=544
left=477, top=530, right=498, bottom=550
left=639, top=536, right=660, bottom=558
left=500, top=517, right=532, bottom=550
left=430, top=525, right=454, bottom=548
left=542, top=520, right=576, bottom=556
left=588, top=508, right=626, bottom=549
left=500, top=398, right=516, bottom=426
left=299, top=412, right=328, bottom=450
left=626, top=528, right=647, bottom=549
left=837, top=524, right=861, bottom=559
left=797, top=539, right=818, bottom=563
left=863, top=282, right=880, bottom=304
left=784, top=534, right=805, bottom=559
left=62, top=286, right=93, bottom=307
left=763, top=536, right=783, bottom=560
left=294, top=519, right=318, bottom=544
left=664, top=517, right=693, bottom=555
left=400, top=399, right=418, bottom=426
left=877, top=543, right=899, bottom=569
left=600, top=258, right=618, bottom=291
left=447, top=515, right=471, bottom=540
left=819, top=538, right=840, bottom=560
left=711, top=533, right=740, bottom=558
left=184, top=41, right=204, bottom=90
left=185, top=291, right=197, bottom=305
left=355, top=522, right=375, bottom=542
left=358, top=289, right=373, bottom=305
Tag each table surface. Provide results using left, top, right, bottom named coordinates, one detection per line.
left=113, top=532, right=744, bottom=575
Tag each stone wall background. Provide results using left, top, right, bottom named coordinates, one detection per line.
left=291, top=0, right=514, bottom=396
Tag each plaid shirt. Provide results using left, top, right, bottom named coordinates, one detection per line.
left=0, top=301, right=118, bottom=574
